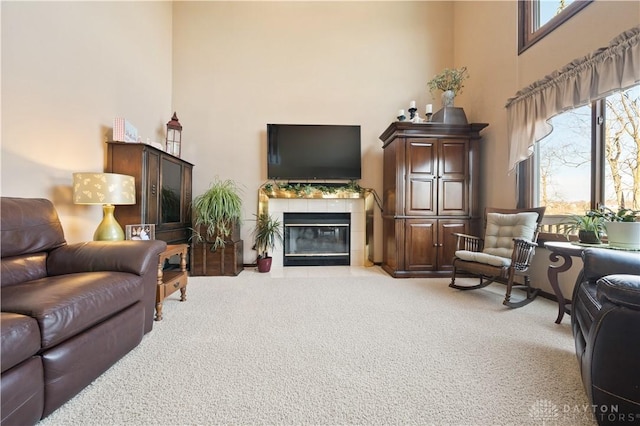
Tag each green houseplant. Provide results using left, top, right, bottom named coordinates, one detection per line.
left=587, top=206, right=640, bottom=223
left=252, top=212, right=283, bottom=273
left=191, top=178, right=244, bottom=275
left=561, top=214, right=605, bottom=244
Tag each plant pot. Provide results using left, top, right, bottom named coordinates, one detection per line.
left=604, top=222, right=640, bottom=250
left=578, top=230, right=601, bottom=244
left=191, top=240, right=243, bottom=276
left=257, top=256, right=273, bottom=273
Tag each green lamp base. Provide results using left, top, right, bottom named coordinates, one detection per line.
left=93, top=204, right=125, bottom=241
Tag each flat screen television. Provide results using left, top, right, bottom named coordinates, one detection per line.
left=267, top=124, right=361, bottom=180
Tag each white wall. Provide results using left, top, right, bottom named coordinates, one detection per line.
left=1, top=1, right=173, bottom=242
left=172, top=1, right=454, bottom=263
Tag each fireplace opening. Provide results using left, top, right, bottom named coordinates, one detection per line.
left=283, top=212, right=350, bottom=266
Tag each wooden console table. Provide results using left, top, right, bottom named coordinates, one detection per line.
left=545, top=241, right=586, bottom=324
left=156, top=244, right=188, bottom=321
left=546, top=241, right=640, bottom=323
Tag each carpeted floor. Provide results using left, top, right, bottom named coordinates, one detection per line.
left=38, top=266, right=597, bottom=426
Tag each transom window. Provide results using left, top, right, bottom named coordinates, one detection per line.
left=519, top=0, right=593, bottom=54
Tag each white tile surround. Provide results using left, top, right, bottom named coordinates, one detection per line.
left=268, top=198, right=366, bottom=269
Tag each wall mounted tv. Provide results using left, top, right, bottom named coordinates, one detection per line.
left=267, top=124, right=361, bottom=180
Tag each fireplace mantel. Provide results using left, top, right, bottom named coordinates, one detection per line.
left=257, top=186, right=375, bottom=267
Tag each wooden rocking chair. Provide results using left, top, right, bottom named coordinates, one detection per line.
left=449, top=207, right=546, bottom=308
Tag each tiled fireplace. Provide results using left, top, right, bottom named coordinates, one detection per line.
left=258, top=188, right=374, bottom=269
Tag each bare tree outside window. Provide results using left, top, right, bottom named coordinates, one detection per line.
left=535, top=86, right=640, bottom=215
left=536, top=105, right=591, bottom=215
left=605, top=87, right=640, bottom=210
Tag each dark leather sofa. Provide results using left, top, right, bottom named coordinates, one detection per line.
left=0, top=197, right=166, bottom=425
left=572, top=248, right=640, bottom=425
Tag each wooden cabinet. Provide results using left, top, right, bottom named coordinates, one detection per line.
left=106, top=142, right=193, bottom=245
left=379, top=122, right=488, bottom=277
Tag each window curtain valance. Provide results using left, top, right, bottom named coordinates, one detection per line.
left=505, top=26, right=640, bottom=172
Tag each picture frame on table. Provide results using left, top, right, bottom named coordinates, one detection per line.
left=125, top=224, right=155, bottom=241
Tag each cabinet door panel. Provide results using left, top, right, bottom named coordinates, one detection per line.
left=440, top=141, right=467, bottom=175
left=406, top=140, right=436, bottom=216
left=408, top=140, right=436, bottom=174
left=405, top=219, right=437, bottom=271
left=440, top=179, right=465, bottom=212
left=407, top=178, right=434, bottom=213
left=438, top=220, right=468, bottom=271
left=439, top=140, right=468, bottom=215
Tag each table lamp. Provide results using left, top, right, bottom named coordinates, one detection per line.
left=73, top=172, right=136, bottom=241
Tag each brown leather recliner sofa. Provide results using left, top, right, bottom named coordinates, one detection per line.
left=0, top=197, right=166, bottom=425
left=572, top=248, right=640, bottom=425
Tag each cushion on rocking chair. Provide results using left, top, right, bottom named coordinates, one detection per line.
left=454, top=212, right=539, bottom=267
left=454, top=250, right=511, bottom=267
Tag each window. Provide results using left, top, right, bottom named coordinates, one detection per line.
left=519, top=0, right=593, bottom=54
left=527, top=85, right=640, bottom=218
left=534, top=103, right=592, bottom=214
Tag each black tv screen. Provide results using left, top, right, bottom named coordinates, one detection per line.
left=267, top=124, right=361, bottom=180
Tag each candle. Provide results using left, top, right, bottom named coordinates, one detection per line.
left=409, top=100, right=416, bottom=109
left=426, top=104, right=433, bottom=114
left=398, top=109, right=405, bottom=116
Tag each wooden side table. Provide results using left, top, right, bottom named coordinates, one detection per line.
left=545, top=241, right=585, bottom=324
left=156, top=244, right=188, bottom=321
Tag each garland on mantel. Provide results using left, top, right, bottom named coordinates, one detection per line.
left=261, top=181, right=364, bottom=198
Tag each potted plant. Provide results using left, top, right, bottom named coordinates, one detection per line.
left=191, top=178, right=244, bottom=276
left=427, top=66, right=469, bottom=107
left=561, top=214, right=605, bottom=244
left=252, top=212, right=283, bottom=273
left=588, top=206, right=640, bottom=249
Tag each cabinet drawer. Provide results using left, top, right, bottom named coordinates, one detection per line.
left=158, top=271, right=187, bottom=300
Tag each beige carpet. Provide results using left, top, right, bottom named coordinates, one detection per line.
left=38, top=266, right=596, bottom=426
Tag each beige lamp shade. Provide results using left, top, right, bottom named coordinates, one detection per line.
left=72, top=173, right=135, bottom=241
left=73, top=173, right=135, bottom=205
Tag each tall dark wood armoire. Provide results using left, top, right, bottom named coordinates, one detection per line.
left=379, top=121, right=488, bottom=278
left=106, top=142, right=193, bottom=245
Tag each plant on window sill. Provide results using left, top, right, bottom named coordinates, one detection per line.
left=587, top=206, right=640, bottom=222
left=561, top=214, right=605, bottom=244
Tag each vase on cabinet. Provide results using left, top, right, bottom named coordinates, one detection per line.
left=431, top=90, right=467, bottom=124
left=441, top=90, right=455, bottom=108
